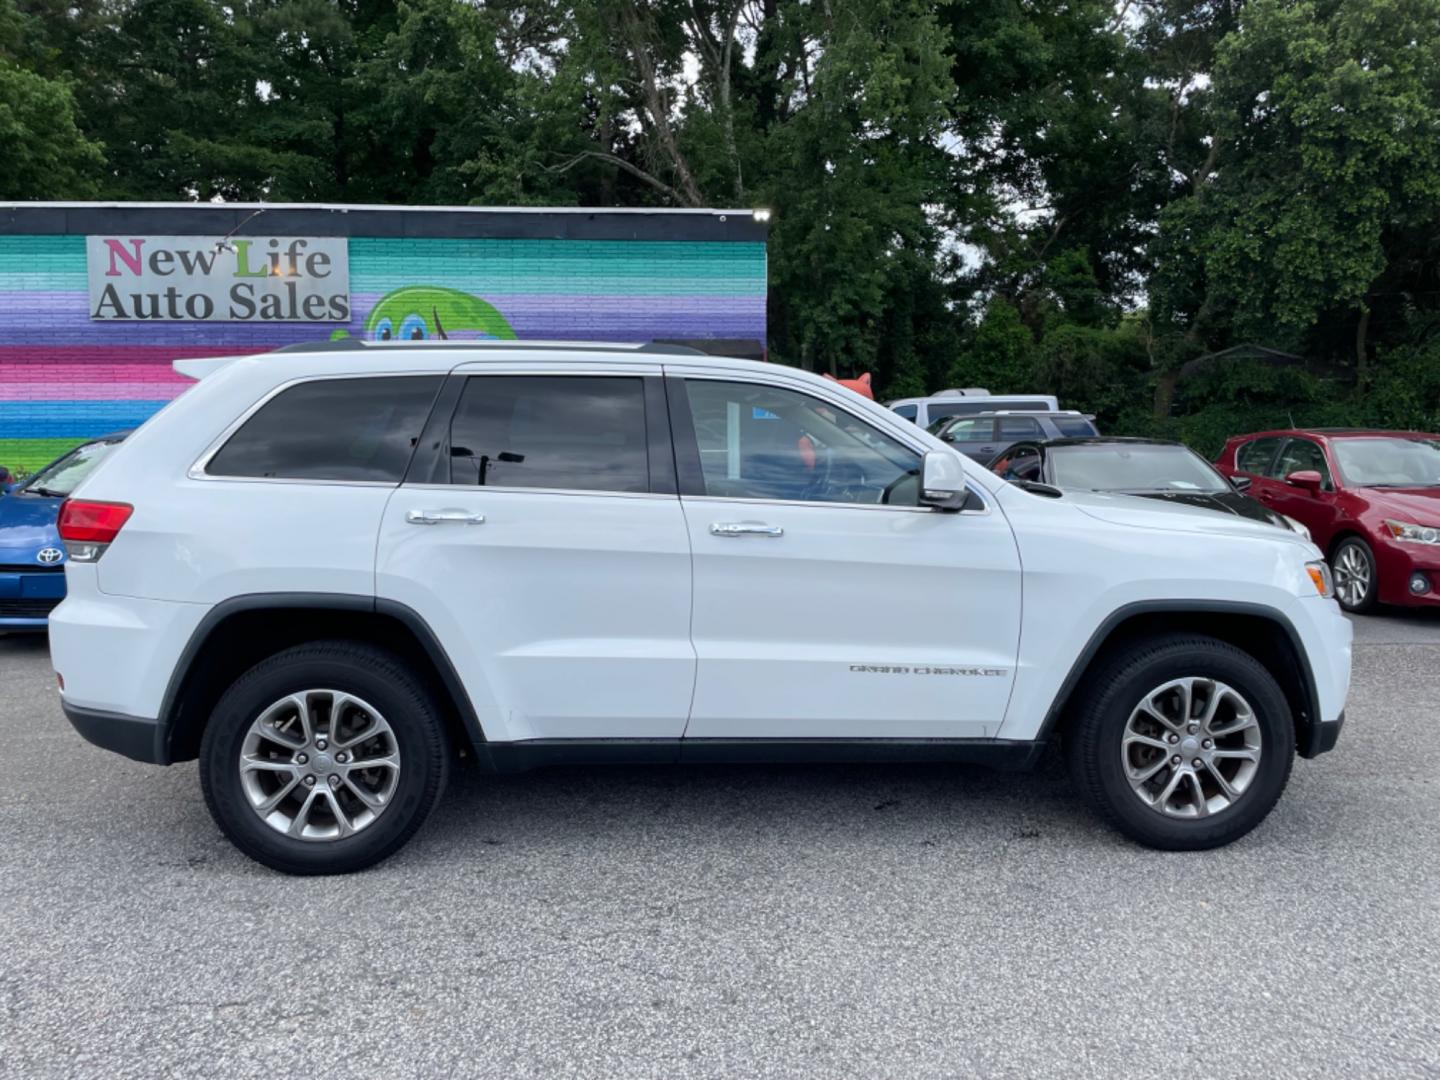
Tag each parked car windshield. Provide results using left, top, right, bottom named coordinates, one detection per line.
left=1048, top=443, right=1230, bottom=493
left=19, top=438, right=122, bottom=497
left=1332, top=437, right=1440, bottom=488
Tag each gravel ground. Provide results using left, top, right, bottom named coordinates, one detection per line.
left=1, top=615, right=1438, bottom=1079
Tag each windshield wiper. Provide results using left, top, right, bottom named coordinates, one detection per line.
left=25, top=486, right=67, bottom=498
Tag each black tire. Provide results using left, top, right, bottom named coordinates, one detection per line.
left=1330, top=536, right=1379, bottom=613
left=1065, top=634, right=1295, bottom=851
left=199, top=640, right=449, bottom=875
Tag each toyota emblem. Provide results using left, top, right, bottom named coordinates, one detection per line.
left=36, top=547, right=64, bottom=565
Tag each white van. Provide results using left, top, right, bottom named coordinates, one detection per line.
left=888, top=389, right=1061, bottom=429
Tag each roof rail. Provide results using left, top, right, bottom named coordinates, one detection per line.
left=267, top=339, right=711, bottom=357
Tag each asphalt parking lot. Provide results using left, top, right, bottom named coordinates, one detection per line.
left=3, top=615, right=1439, bottom=1079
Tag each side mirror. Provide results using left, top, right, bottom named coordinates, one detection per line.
left=939, top=431, right=956, bottom=443
left=920, top=451, right=971, bottom=511
left=1230, top=474, right=1252, bottom=492
left=1285, top=469, right=1323, bottom=494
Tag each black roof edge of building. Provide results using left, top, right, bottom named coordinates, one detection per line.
left=0, top=202, right=770, bottom=243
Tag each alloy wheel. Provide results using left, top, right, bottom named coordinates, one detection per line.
left=1121, top=677, right=1262, bottom=819
left=237, top=689, right=401, bottom=841
left=1333, top=544, right=1372, bottom=609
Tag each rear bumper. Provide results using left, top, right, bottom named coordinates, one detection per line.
left=62, top=699, right=167, bottom=764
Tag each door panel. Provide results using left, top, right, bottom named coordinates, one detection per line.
left=375, top=370, right=695, bottom=742
left=377, top=489, right=694, bottom=741
left=668, top=373, right=1022, bottom=740
left=1267, top=437, right=1340, bottom=540
left=682, top=499, right=1022, bottom=738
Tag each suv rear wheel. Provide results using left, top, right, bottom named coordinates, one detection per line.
left=1066, top=634, right=1295, bottom=850
left=199, top=641, right=449, bottom=874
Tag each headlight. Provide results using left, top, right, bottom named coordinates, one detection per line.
left=1282, top=514, right=1311, bottom=541
left=1384, top=520, right=1440, bottom=545
left=1305, top=559, right=1335, bottom=598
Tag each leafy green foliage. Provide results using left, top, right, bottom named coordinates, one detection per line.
left=6, top=0, right=1440, bottom=441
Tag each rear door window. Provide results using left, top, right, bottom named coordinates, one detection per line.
left=892, top=404, right=919, bottom=423
left=206, top=376, right=442, bottom=481
left=448, top=375, right=650, bottom=493
left=998, top=417, right=1043, bottom=439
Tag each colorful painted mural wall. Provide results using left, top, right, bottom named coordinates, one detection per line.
left=0, top=205, right=768, bottom=473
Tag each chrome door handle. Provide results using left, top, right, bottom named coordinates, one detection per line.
left=710, top=521, right=784, bottom=538
left=406, top=509, right=486, bottom=526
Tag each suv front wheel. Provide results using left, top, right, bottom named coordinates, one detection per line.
left=1066, top=634, right=1295, bottom=850
left=199, top=641, right=449, bottom=874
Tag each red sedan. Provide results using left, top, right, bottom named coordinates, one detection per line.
left=1216, top=429, right=1440, bottom=612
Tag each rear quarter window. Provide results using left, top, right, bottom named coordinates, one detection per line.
left=205, top=376, right=442, bottom=482
left=1052, top=417, right=1097, bottom=438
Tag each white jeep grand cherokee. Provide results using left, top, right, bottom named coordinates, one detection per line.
left=49, top=342, right=1351, bottom=874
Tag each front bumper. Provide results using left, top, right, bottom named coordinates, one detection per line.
left=63, top=699, right=167, bottom=764
left=1376, top=539, right=1440, bottom=606
left=0, top=566, right=65, bottom=627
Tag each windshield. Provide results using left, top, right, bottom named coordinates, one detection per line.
left=1332, top=437, right=1440, bottom=488
left=20, top=438, right=122, bottom=497
left=1049, top=443, right=1230, bottom=493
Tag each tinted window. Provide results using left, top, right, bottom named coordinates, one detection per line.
left=1235, top=437, right=1282, bottom=476
left=928, top=402, right=988, bottom=424
left=1053, top=416, right=1098, bottom=438
left=450, top=375, right=649, bottom=493
left=208, top=377, right=440, bottom=481
left=1275, top=438, right=1333, bottom=490
left=893, top=404, right=919, bottom=422
left=998, top=417, right=1042, bottom=438
left=683, top=379, right=922, bottom=505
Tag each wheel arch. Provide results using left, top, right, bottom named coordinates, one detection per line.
left=1326, top=529, right=1371, bottom=560
left=159, top=593, right=487, bottom=766
left=1040, top=601, right=1327, bottom=759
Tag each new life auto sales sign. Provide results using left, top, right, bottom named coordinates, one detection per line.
left=86, top=236, right=350, bottom=322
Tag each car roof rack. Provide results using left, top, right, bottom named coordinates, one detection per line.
left=267, top=339, right=710, bottom=356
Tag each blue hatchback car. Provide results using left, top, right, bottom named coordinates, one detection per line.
left=0, top=432, right=129, bottom=630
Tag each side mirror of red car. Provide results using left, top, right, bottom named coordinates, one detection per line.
left=1285, top=469, right=1324, bottom=493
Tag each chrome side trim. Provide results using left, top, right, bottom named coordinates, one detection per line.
left=680, top=488, right=991, bottom=516
left=398, top=483, right=673, bottom=501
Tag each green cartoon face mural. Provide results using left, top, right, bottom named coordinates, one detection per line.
left=332, top=286, right=517, bottom=342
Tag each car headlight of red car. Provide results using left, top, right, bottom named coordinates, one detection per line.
left=1384, top=519, right=1440, bottom=545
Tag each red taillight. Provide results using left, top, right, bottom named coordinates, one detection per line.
left=58, top=499, right=133, bottom=545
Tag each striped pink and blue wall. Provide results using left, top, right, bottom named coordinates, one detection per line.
left=0, top=231, right=767, bottom=472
